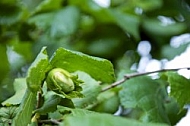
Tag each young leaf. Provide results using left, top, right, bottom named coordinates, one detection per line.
left=119, top=76, right=169, bottom=123
left=2, top=78, right=27, bottom=106
left=60, top=107, right=168, bottom=126
left=167, top=72, right=190, bottom=110
left=50, top=47, right=115, bottom=83
left=12, top=89, right=37, bottom=126
left=72, top=71, right=101, bottom=108
left=26, top=47, right=51, bottom=92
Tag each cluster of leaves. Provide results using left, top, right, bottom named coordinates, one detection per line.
left=1, top=0, right=190, bottom=125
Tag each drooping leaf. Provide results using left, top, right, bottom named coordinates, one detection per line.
left=72, top=71, right=101, bottom=108
left=12, top=89, right=37, bottom=126
left=59, top=107, right=168, bottom=126
left=2, top=78, right=27, bottom=106
left=50, top=47, right=115, bottom=83
left=26, top=47, right=51, bottom=92
left=167, top=72, right=190, bottom=110
left=119, top=76, right=169, bottom=123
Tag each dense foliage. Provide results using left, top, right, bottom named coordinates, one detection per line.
left=0, top=0, right=190, bottom=125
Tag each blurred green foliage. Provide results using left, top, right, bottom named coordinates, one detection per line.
left=0, top=0, right=190, bottom=125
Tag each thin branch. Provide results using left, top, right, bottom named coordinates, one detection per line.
left=101, top=67, right=190, bottom=92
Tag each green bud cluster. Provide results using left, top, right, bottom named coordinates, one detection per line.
left=46, top=68, right=75, bottom=93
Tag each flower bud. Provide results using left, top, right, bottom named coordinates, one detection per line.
left=46, top=68, right=75, bottom=93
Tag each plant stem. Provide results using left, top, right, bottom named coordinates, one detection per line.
left=101, top=67, right=190, bottom=92
left=36, top=91, right=42, bottom=109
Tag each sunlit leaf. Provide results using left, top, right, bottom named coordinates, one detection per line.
left=26, top=47, right=51, bottom=92
left=50, top=47, right=115, bottom=83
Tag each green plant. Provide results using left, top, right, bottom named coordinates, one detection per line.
left=1, top=0, right=190, bottom=126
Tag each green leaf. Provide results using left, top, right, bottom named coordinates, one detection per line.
left=35, top=93, right=61, bottom=114
left=26, top=47, right=51, bottom=92
left=60, top=107, right=168, bottom=126
left=0, top=106, right=18, bottom=124
left=58, top=106, right=95, bottom=117
left=0, top=45, right=9, bottom=82
left=12, top=89, right=37, bottom=126
left=128, top=0, right=163, bottom=11
left=167, top=72, right=190, bottom=110
left=109, top=9, right=140, bottom=40
left=50, top=47, right=115, bottom=83
left=2, top=78, right=27, bottom=106
left=50, top=6, right=80, bottom=37
left=161, top=43, right=189, bottom=60
left=119, top=76, right=169, bottom=123
left=28, top=12, right=53, bottom=30
left=28, top=6, right=80, bottom=38
left=11, top=41, right=33, bottom=62
left=0, top=3, right=22, bottom=25
left=91, top=89, right=120, bottom=114
left=165, top=97, right=187, bottom=125
left=142, top=18, right=186, bottom=36
left=72, top=71, right=101, bottom=108
left=32, top=0, right=62, bottom=14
